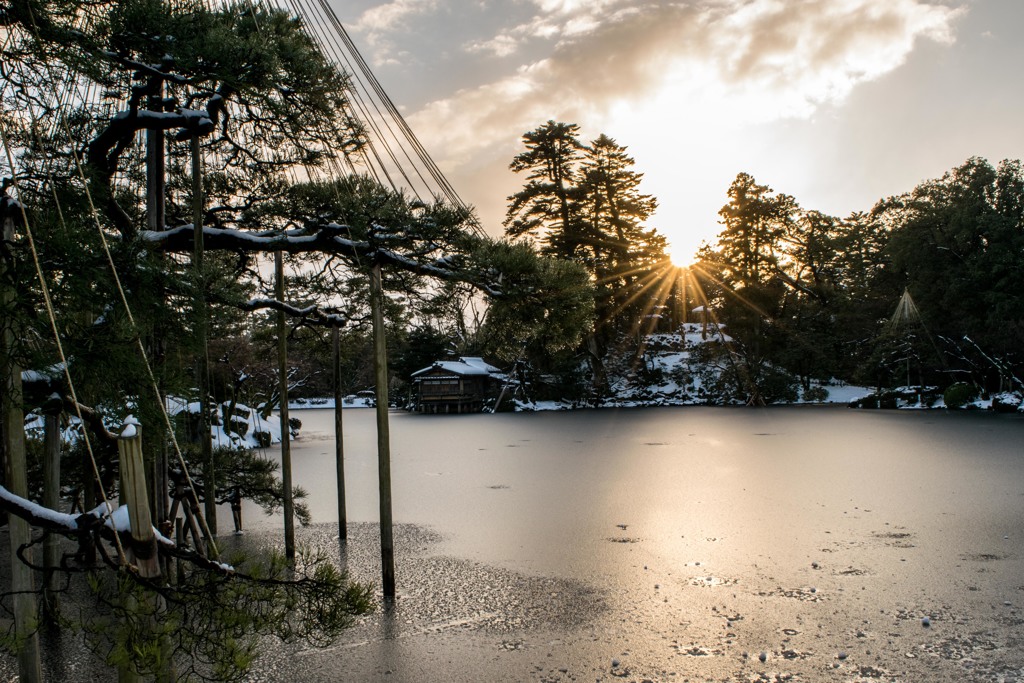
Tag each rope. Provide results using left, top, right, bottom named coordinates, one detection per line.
left=0, top=117, right=129, bottom=565
left=19, top=3, right=220, bottom=559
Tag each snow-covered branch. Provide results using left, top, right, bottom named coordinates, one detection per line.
left=238, top=298, right=347, bottom=327
left=0, top=485, right=235, bottom=576
left=140, top=223, right=504, bottom=296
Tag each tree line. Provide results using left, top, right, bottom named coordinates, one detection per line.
left=495, top=121, right=1023, bottom=404
left=279, top=125, right=1024, bottom=407
left=694, top=157, right=1024, bottom=403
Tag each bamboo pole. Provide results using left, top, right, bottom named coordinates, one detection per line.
left=1, top=213, right=43, bottom=682
left=333, top=326, right=347, bottom=541
left=369, top=262, right=395, bottom=597
left=276, top=252, right=295, bottom=560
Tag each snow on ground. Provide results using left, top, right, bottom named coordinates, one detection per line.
left=166, top=397, right=287, bottom=450
left=804, top=382, right=872, bottom=404
left=25, top=398, right=296, bottom=450
left=288, top=395, right=375, bottom=410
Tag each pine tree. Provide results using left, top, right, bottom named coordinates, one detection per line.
left=504, top=121, right=588, bottom=257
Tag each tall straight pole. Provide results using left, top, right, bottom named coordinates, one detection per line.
left=1, top=213, right=43, bottom=683
left=369, top=262, right=395, bottom=597
left=681, top=268, right=688, bottom=326
left=42, top=404, right=62, bottom=616
left=333, top=327, right=347, bottom=541
left=193, top=136, right=216, bottom=536
left=147, top=78, right=169, bottom=534
left=275, top=252, right=295, bottom=559
left=146, top=78, right=166, bottom=233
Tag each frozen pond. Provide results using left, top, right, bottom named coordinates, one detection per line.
left=230, top=406, right=1024, bottom=682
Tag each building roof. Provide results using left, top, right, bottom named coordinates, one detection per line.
left=411, top=356, right=501, bottom=379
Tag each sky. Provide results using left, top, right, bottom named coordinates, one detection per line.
left=330, top=0, right=1024, bottom=263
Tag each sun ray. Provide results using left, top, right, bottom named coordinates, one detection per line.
left=687, top=262, right=769, bottom=319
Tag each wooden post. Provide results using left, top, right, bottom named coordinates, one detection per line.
left=369, top=262, right=395, bottom=597
left=175, top=518, right=185, bottom=585
left=1, top=212, right=43, bottom=682
left=333, top=326, right=347, bottom=541
left=147, top=77, right=170, bottom=541
left=43, top=400, right=62, bottom=617
left=275, top=251, right=295, bottom=560
left=117, top=422, right=174, bottom=683
left=117, top=420, right=160, bottom=579
left=81, top=438, right=97, bottom=564
left=230, top=487, right=242, bottom=534
left=680, top=268, right=687, bottom=326
left=193, top=136, right=216, bottom=537
left=146, top=77, right=166, bottom=236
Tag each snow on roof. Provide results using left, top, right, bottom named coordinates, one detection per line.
left=411, top=356, right=501, bottom=378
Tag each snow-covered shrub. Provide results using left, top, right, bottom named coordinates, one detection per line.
left=758, top=367, right=799, bottom=404
left=991, top=391, right=1022, bottom=413
left=943, top=382, right=977, bottom=409
left=802, top=385, right=829, bottom=403
left=229, top=416, right=250, bottom=436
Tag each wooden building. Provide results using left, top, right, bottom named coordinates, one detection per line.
left=411, top=357, right=503, bottom=414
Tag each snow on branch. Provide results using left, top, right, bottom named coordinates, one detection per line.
left=239, top=298, right=347, bottom=327
left=0, top=485, right=235, bottom=575
left=140, top=223, right=504, bottom=296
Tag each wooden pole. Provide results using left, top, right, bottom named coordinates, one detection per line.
left=681, top=268, right=687, bottom=326
left=81, top=437, right=97, bottom=564
left=117, top=421, right=161, bottom=579
left=147, top=77, right=169, bottom=542
left=369, top=262, right=395, bottom=597
left=275, top=252, right=295, bottom=560
left=146, top=78, right=166, bottom=236
left=117, top=421, right=174, bottom=683
left=333, top=326, right=347, bottom=541
left=1, top=213, right=43, bottom=682
left=42, top=400, right=62, bottom=617
left=193, top=136, right=216, bottom=536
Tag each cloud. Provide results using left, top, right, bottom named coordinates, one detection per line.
left=410, top=0, right=964, bottom=164
left=709, top=0, right=962, bottom=116
left=354, top=0, right=439, bottom=32
left=352, top=0, right=440, bottom=62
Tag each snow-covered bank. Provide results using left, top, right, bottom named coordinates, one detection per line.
left=288, top=395, right=375, bottom=410
left=511, top=380, right=871, bottom=412
left=166, top=398, right=288, bottom=450
left=25, top=398, right=293, bottom=450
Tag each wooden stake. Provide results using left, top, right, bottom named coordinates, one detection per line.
left=1, top=212, right=43, bottom=682
left=369, top=262, right=395, bottom=597
left=276, top=252, right=295, bottom=560
left=333, top=326, right=347, bottom=541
